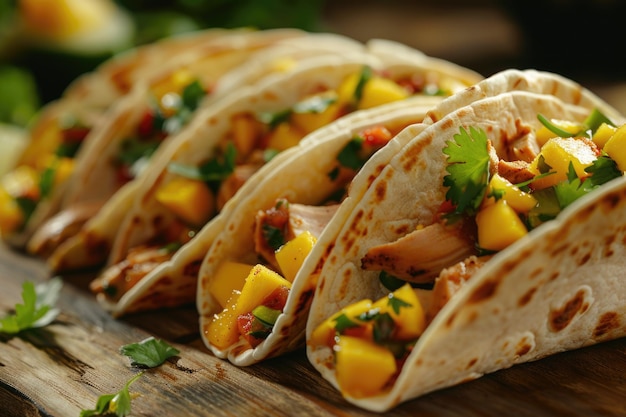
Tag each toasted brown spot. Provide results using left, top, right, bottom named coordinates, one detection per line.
left=516, top=342, right=532, bottom=357
left=594, top=311, right=620, bottom=338
left=374, top=180, right=387, bottom=203
left=399, top=132, right=434, bottom=172
left=577, top=252, right=592, bottom=266
left=518, top=287, right=537, bottom=307
left=548, top=271, right=560, bottom=281
left=529, top=266, right=543, bottom=280
left=184, top=260, right=202, bottom=276
left=549, top=289, right=586, bottom=332
left=468, top=278, right=499, bottom=304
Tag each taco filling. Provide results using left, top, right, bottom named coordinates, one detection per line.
left=94, top=66, right=451, bottom=304
left=311, top=108, right=626, bottom=399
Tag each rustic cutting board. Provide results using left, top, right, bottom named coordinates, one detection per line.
left=2, top=244, right=626, bottom=417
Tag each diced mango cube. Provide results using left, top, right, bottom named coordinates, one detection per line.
left=529, top=137, right=598, bottom=189
left=155, top=177, right=215, bottom=226
left=0, top=187, right=24, bottom=235
left=487, top=173, right=537, bottom=213
left=535, top=119, right=581, bottom=147
left=476, top=199, right=527, bottom=251
left=335, top=335, right=397, bottom=398
left=52, top=157, right=74, bottom=186
left=209, top=261, right=255, bottom=308
left=603, top=124, right=626, bottom=172
left=371, top=283, right=426, bottom=341
left=275, top=230, right=317, bottom=283
left=358, top=77, right=409, bottom=109
left=2, top=165, right=40, bottom=200
left=310, top=299, right=373, bottom=348
left=265, top=122, right=304, bottom=151
left=231, top=113, right=262, bottom=159
left=235, top=264, right=292, bottom=316
left=592, top=122, right=617, bottom=148
left=290, top=93, right=342, bottom=135
left=206, top=295, right=241, bottom=350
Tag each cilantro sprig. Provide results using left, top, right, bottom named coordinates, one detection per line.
left=0, top=278, right=62, bottom=335
left=120, top=336, right=180, bottom=368
left=442, top=126, right=491, bottom=218
left=80, top=372, right=143, bottom=417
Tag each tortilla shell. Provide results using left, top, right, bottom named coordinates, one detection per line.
left=305, top=90, right=626, bottom=411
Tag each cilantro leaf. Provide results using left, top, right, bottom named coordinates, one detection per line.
left=442, top=126, right=491, bottom=216
left=336, top=137, right=364, bottom=170
left=0, top=278, right=62, bottom=335
left=388, top=294, right=411, bottom=315
left=554, top=163, right=590, bottom=209
left=585, top=155, right=622, bottom=187
left=120, top=337, right=180, bottom=368
left=80, top=372, right=143, bottom=417
left=167, top=142, right=236, bottom=183
left=333, top=313, right=359, bottom=333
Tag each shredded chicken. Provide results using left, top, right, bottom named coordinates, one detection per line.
left=507, top=133, right=540, bottom=163
left=427, top=255, right=491, bottom=322
left=497, top=160, right=536, bottom=185
left=361, top=221, right=477, bottom=284
left=89, top=245, right=173, bottom=301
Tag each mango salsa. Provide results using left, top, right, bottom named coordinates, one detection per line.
left=335, top=335, right=397, bottom=398
left=371, top=283, right=426, bottom=340
left=207, top=264, right=292, bottom=350
left=0, top=188, right=24, bottom=235
left=265, top=122, right=304, bottom=151
left=359, top=77, right=410, bottom=109
left=309, top=299, right=373, bottom=347
left=476, top=198, right=527, bottom=251
left=155, top=177, right=215, bottom=226
left=592, top=122, right=617, bottom=148
left=535, top=119, right=581, bottom=147
left=529, top=137, right=598, bottom=189
left=275, top=230, right=317, bottom=283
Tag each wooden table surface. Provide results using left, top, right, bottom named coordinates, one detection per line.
left=2, top=244, right=626, bottom=417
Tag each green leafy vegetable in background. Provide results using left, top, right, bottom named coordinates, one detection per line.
left=80, top=372, right=143, bottom=417
left=120, top=336, right=180, bottom=368
left=0, top=65, right=40, bottom=127
left=0, top=277, right=62, bottom=334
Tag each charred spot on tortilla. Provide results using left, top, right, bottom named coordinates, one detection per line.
left=373, top=177, right=387, bottom=203
left=549, top=289, right=587, bottom=332
left=183, top=259, right=202, bottom=276
left=468, top=278, right=499, bottom=304
left=515, top=340, right=533, bottom=357
left=529, top=266, right=544, bottom=280
left=294, top=288, right=314, bottom=314
left=399, top=134, right=433, bottom=173
left=594, top=311, right=620, bottom=338
left=518, top=286, right=537, bottom=307
left=577, top=251, right=592, bottom=266
left=341, top=209, right=364, bottom=252
left=466, top=357, right=478, bottom=369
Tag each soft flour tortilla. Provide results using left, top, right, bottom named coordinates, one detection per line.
left=189, top=96, right=443, bottom=365
left=37, top=31, right=365, bottom=270
left=305, top=90, right=626, bottom=412
left=90, top=44, right=484, bottom=317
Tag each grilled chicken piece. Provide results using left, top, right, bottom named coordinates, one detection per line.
left=27, top=201, right=103, bottom=258
left=361, top=221, right=477, bottom=284
left=427, top=255, right=491, bottom=322
left=254, top=201, right=338, bottom=270
left=90, top=245, right=173, bottom=302
left=497, top=159, right=536, bottom=185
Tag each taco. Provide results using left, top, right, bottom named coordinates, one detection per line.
left=25, top=30, right=364, bottom=260
left=0, top=28, right=307, bottom=249
left=80, top=42, right=483, bottom=316
left=304, top=84, right=626, bottom=411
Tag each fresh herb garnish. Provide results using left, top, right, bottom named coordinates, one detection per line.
left=537, top=108, right=614, bottom=138
left=120, top=336, right=180, bottom=368
left=352, top=66, right=373, bottom=107
left=442, top=126, right=491, bottom=217
left=292, top=94, right=337, bottom=114
left=80, top=372, right=143, bottom=417
left=262, top=223, right=285, bottom=251
left=168, top=142, right=237, bottom=183
left=0, top=278, right=62, bottom=335
left=333, top=313, right=359, bottom=333
left=336, top=137, right=365, bottom=170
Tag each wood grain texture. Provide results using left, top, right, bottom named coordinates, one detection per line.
left=2, top=244, right=626, bottom=417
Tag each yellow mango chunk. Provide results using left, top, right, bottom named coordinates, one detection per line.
left=209, top=261, right=255, bottom=308
left=50, top=157, right=75, bottom=187
left=155, top=177, right=215, bottom=226
left=290, top=93, right=342, bottom=135
left=152, top=69, right=194, bottom=105
left=487, top=173, right=537, bottom=213
left=592, top=122, right=617, bottom=148
left=336, top=72, right=361, bottom=105
left=529, top=137, right=598, bottom=189
left=2, top=165, right=40, bottom=200
left=535, top=119, right=582, bottom=147
left=231, top=113, right=262, bottom=159
left=275, top=230, right=317, bottom=283
left=207, top=264, right=292, bottom=350
left=206, top=295, right=241, bottom=350
left=0, top=188, right=24, bottom=235
left=265, top=122, right=304, bottom=151
left=20, top=0, right=115, bottom=40
left=603, top=124, right=626, bottom=172
left=235, top=264, right=292, bottom=316
left=358, top=77, right=409, bottom=109
left=371, top=283, right=426, bottom=341
left=335, top=335, right=397, bottom=398
left=476, top=199, right=527, bottom=251
left=309, top=299, right=373, bottom=347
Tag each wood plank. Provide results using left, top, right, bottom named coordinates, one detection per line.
left=2, top=244, right=626, bottom=417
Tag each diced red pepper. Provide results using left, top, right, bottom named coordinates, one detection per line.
left=62, top=126, right=90, bottom=143
left=361, top=126, right=393, bottom=147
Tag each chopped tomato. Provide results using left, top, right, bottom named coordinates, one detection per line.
left=137, top=111, right=157, bottom=137
left=261, top=285, right=290, bottom=310
left=361, top=126, right=392, bottom=147
left=61, top=126, right=90, bottom=143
